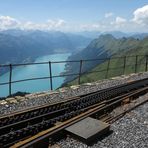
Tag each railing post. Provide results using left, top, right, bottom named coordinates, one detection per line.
left=9, top=64, right=12, bottom=96
left=145, top=55, right=148, bottom=72
left=49, top=61, right=53, bottom=90
left=78, top=60, right=83, bottom=84
left=105, top=58, right=110, bottom=79
left=135, top=55, right=138, bottom=73
left=123, top=56, right=126, bottom=75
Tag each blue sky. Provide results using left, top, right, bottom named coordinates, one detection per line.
left=0, top=0, right=148, bottom=32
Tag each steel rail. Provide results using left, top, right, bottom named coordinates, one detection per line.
left=105, top=98, right=148, bottom=123
left=1, top=77, right=148, bottom=120
left=4, top=85, right=142, bottom=133
left=1, top=78, right=148, bottom=147
left=11, top=86, right=148, bottom=148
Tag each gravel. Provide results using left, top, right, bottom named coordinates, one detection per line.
left=1, top=72, right=148, bottom=115
left=56, top=102, right=148, bottom=148
left=0, top=72, right=148, bottom=148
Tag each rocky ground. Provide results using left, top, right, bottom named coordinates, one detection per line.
left=1, top=72, right=148, bottom=115
left=0, top=72, right=148, bottom=148
left=56, top=102, right=148, bottom=148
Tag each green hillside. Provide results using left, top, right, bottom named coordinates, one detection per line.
left=65, top=36, right=148, bottom=86
left=64, top=35, right=141, bottom=83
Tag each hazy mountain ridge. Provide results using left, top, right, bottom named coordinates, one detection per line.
left=0, top=29, right=91, bottom=75
left=73, top=31, right=148, bottom=40
left=0, top=29, right=148, bottom=77
left=0, top=30, right=92, bottom=63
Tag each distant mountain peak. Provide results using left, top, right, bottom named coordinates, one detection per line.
left=99, top=34, right=115, bottom=39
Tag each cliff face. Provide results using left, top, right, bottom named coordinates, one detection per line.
left=64, top=34, right=141, bottom=82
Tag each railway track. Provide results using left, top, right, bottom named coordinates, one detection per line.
left=1, top=78, right=148, bottom=147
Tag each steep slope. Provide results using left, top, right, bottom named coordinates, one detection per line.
left=64, top=35, right=140, bottom=82
left=65, top=36, right=148, bottom=86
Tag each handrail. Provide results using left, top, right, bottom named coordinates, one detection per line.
left=0, top=54, right=147, bottom=96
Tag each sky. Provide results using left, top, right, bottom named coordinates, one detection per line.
left=0, top=0, right=148, bottom=32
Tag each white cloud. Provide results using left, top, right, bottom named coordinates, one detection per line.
left=22, top=21, right=46, bottom=30
left=0, top=16, right=66, bottom=31
left=0, top=16, right=20, bottom=30
left=47, top=19, right=66, bottom=28
left=23, top=19, right=66, bottom=30
left=132, top=5, right=148, bottom=26
left=110, top=17, right=127, bottom=29
left=79, top=23, right=103, bottom=31
left=0, top=8, right=148, bottom=33
left=105, top=12, right=114, bottom=18
left=115, top=17, right=127, bottom=25
left=78, top=6, right=148, bottom=32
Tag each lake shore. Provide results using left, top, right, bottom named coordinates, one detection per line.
left=0, top=53, right=71, bottom=97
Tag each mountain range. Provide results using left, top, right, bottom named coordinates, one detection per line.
left=0, top=29, right=92, bottom=75
left=0, top=29, right=148, bottom=78
left=74, top=31, right=148, bottom=39
left=64, top=34, right=148, bottom=84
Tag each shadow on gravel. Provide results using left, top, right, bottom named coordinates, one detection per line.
left=7, top=91, right=30, bottom=98
left=87, top=130, right=113, bottom=146
left=52, top=130, right=114, bottom=147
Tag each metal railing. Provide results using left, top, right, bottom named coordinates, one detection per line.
left=0, top=54, right=148, bottom=97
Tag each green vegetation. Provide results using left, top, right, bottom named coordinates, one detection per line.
left=66, top=55, right=147, bottom=86
left=64, top=35, right=141, bottom=83
left=65, top=36, right=148, bottom=86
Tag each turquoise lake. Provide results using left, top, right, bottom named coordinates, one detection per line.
left=0, top=53, right=70, bottom=97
